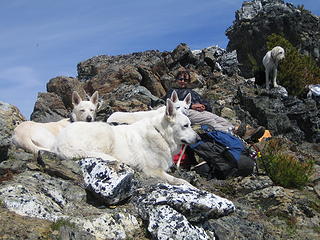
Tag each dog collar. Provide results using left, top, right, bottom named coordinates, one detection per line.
left=154, top=126, right=170, bottom=145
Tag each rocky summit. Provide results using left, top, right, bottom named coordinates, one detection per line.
left=226, top=0, right=320, bottom=78
left=1, top=0, right=320, bottom=239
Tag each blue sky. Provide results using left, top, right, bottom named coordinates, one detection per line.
left=1, top=0, right=319, bottom=119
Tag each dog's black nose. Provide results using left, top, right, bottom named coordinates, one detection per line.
left=86, top=116, right=92, bottom=122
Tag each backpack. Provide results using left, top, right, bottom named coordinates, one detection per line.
left=190, top=125, right=255, bottom=180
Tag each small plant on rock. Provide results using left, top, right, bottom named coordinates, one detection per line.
left=51, top=218, right=75, bottom=231
left=258, top=138, right=314, bottom=189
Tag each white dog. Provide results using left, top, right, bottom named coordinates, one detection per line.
left=51, top=98, right=198, bottom=185
left=262, top=46, right=285, bottom=89
left=106, top=90, right=191, bottom=124
left=12, top=91, right=99, bottom=154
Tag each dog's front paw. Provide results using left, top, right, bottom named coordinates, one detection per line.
left=174, top=177, right=194, bottom=188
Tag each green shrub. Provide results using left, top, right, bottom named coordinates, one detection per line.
left=297, top=4, right=312, bottom=14
left=259, top=138, right=314, bottom=189
left=266, top=34, right=320, bottom=96
left=51, top=218, right=75, bottom=231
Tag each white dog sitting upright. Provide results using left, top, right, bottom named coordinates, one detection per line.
left=262, top=46, right=285, bottom=89
left=51, top=98, right=198, bottom=185
left=12, top=91, right=99, bottom=154
left=106, top=90, right=191, bottom=124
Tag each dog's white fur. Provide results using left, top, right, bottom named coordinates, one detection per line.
left=51, top=98, right=198, bottom=185
left=262, top=46, right=285, bottom=89
left=106, top=90, right=191, bottom=124
left=12, top=91, right=99, bottom=154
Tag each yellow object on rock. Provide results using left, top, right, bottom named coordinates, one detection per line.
left=259, top=130, right=272, bottom=142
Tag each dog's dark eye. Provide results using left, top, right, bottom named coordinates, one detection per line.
left=80, top=110, right=85, bottom=112
left=183, top=124, right=189, bottom=128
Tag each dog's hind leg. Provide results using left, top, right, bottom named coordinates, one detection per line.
left=272, top=68, right=279, bottom=88
left=30, top=130, right=55, bottom=153
left=265, top=69, right=270, bottom=90
left=30, top=139, right=51, bottom=153
left=13, top=136, right=47, bottom=155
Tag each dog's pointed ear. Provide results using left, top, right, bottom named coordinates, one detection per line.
left=184, top=93, right=192, bottom=108
left=166, top=98, right=176, bottom=119
left=90, top=91, right=99, bottom=105
left=271, top=48, right=276, bottom=59
left=170, top=90, right=179, bottom=103
left=72, top=91, right=82, bottom=106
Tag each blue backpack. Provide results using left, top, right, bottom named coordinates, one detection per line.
left=190, top=125, right=255, bottom=179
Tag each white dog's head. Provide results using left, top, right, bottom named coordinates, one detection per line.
left=271, top=46, right=285, bottom=62
left=170, top=90, right=191, bottom=115
left=165, top=98, right=199, bottom=146
left=71, top=91, right=99, bottom=122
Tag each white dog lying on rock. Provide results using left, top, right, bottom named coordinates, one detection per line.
left=12, top=91, right=99, bottom=154
left=51, top=98, right=199, bottom=186
left=262, top=46, right=285, bottom=89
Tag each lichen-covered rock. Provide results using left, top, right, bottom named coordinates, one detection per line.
left=37, top=150, right=83, bottom=181
left=0, top=170, right=142, bottom=240
left=0, top=149, right=34, bottom=173
left=245, top=186, right=294, bottom=212
left=96, top=83, right=165, bottom=121
left=134, top=184, right=235, bottom=239
left=229, top=175, right=274, bottom=195
left=0, top=101, right=25, bottom=161
left=238, top=85, right=320, bottom=142
left=46, top=76, right=85, bottom=110
left=78, top=157, right=135, bottom=205
left=0, top=171, right=85, bottom=221
left=30, top=92, right=69, bottom=122
left=147, top=205, right=212, bottom=240
left=207, top=205, right=272, bottom=240
left=219, top=50, right=240, bottom=76
left=135, top=184, right=235, bottom=222
left=268, top=85, right=288, bottom=98
left=195, top=46, right=240, bottom=76
left=77, top=49, right=165, bottom=97
left=72, top=211, right=140, bottom=240
left=0, top=207, right=57, bottom=240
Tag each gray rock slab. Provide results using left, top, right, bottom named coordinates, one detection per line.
left=78, top=157, right=135, bottom=205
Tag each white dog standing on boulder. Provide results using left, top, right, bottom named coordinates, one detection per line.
left=262, top=46, right=285, bottom=89
left=12, top=91, right=99, bottom=154
left=51, top=98, right=199, bottom=186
